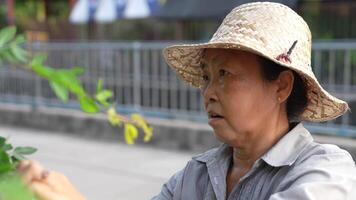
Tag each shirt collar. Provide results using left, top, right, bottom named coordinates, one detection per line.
left=192, top=123, right=313, bottom=167
left=261, top=123, right=313, bottom=167
left=192, top=143, right=231, bottom=164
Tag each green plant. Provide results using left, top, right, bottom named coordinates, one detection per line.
left=0, top=25, right=153, bottom=143
left=0, top=135, right=38, bottom=200
left=0, top=26, right=153, bottom=199
left=0, top=136, right=37, bottom=172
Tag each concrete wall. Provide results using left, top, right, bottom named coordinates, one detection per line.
left=1, top=104, right=356, bottom=160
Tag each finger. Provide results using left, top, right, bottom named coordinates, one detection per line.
left=42, top=171, right=70, bottom=192
left=19, top=160, right=45, bottom=184
left=41, top=171, right=86, bottom=200
left=29, top=181, right=62, bottom=200
left=16, top=160, right=30, bottom=172
left=41, top=169, right=50, bottom=180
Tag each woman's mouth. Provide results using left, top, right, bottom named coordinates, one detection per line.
left=208, top=112, right=224, bottom=125
left=209, top=114, right=223, bottom=119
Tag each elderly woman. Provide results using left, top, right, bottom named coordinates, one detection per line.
left=19, top=2, right=356, bottom=200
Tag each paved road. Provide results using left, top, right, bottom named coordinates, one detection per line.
left=1, top=126, right=192, bottom=200
left=3, top=125, right=356, bottom=200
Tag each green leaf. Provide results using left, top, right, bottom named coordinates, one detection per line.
left=14, top=35, right=26, bottom=45
left=30, top=54, right=46, bottom=67
left=10, top=44, right=28, bottom=63
left=32, top=65, right=52, bottom=78
left=79, top=96, right=100, bottom=113
left=95, top=79, right=112, bottom=108
left=70, top=67, right=85, bottom=76
left=0, top=173, right=39, bottom=200
left=31, top=59, right=88, bottom=100
left=131, top=114, right=153, bottom=142
left=13, top=147, right=37, bottom=155
left=32, top=64, right=89, bottom=105
left=49, top=71, right=86, bottom=97
left=0, top=26, right=16, bottom=47
left=49, top=81, right=69, bottom=102
left=95, top=90, right=112, bottom=107
left=10, top=155, right=20, bottom=163
left=12, top=153, right=25, bottom=161
left=2, top=144, right=13, bottom=151
left=0, top=136, right=12, bottom=152
left=0, top=151, right=12, bottom=173
left=1, top=51, right=17, bottom=63
left=31, top=64, right=53, bottom=79
left=124, top=123, right=138, bottom=145
left=96, top=90, right=113, bottom=101
left=0, top=136, right=5, bottom=147
left=61, top=76, right=85, bottom=96
left=96, top=79, right=103, bottom=93
left=107, top=107, right=121, bottom=127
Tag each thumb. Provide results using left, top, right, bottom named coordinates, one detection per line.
left=30, top=181, right=63, bottom=200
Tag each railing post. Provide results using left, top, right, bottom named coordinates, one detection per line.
left=342, top=50, right=351, bottom=127
left=133, top=42, right=141, bottom=110
left=31, top=42, right=42, bottom=111
left=33, top=76, right=41, bottom=111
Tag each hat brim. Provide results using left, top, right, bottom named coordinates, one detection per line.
left=163, top=42, right=349, bottom=122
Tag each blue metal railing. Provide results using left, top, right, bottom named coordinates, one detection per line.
left=0, top=41, right=355, bottom=137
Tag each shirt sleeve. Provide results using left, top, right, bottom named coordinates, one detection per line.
left=269, top=149, right=356, bottom=200
left=150, top=167, right=185, bottom=200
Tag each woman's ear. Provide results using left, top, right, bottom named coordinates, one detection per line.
left=276, top=70, right=294, bottom=103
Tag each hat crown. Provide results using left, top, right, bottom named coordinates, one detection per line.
left=210, top=2, right=312, bottom=71
left=163, top=2, right=349, bottom=122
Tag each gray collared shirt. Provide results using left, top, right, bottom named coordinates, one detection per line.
left=151, top=123, right=356, bottom=200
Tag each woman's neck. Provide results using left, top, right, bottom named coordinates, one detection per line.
left=231, top=117, right=291, bottom=170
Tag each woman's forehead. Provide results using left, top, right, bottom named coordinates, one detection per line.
left=201, top=49, right=231, bottom=63
left=201, top=52, right=228, bottom=69
left=201, top=49, right=259, bottom=68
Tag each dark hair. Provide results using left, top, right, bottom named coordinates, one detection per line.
left=259, top=57, right=308, bottom=122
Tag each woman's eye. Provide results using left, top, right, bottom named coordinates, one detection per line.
left=219, top=69, right=228, bottom=77
left=202, top=75, right=209, bottom=82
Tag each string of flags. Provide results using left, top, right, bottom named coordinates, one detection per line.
left=70, top=0, right=163, bottom=24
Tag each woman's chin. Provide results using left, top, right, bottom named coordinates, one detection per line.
left=213, top=129, right=234, bottom=143
left=208, top=117, right=225, bottom=127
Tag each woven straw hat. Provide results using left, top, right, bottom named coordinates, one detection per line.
left=163, top=2, right=349, bottom=122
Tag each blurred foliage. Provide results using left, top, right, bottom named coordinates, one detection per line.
left=0, top=26, right=153, bottom=142
left=0, top=4, right=6, bottom=25
left=299, top=0, right=356, bottom=39
left=0, top=172, right=38, bottom=200
left=0, top=25, right=153, bottom=199
left=15, top=0, right=46, bottom=28
left=0, top=135, right=38, bottom=200
left=14, top=0, right=69, bottom=24
left=0, top=136, right=37, bottom=173
left=2, top=0, right=355, bottom=41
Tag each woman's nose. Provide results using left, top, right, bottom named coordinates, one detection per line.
left=202, top=81, right=218, bottom=104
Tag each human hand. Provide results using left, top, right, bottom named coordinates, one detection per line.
left=17, top=160, right=86, bottom=200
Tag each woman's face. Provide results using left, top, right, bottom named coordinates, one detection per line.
left=201, top=49, right=280, bottom=146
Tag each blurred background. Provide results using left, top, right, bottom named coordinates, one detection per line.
left=0, top=0, right=356, bottom=199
